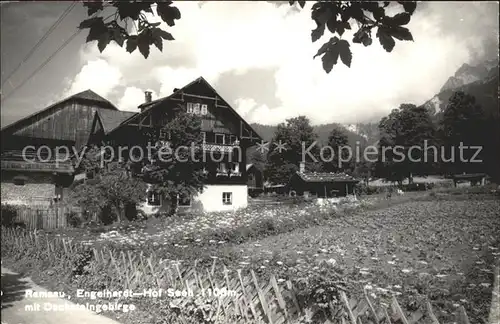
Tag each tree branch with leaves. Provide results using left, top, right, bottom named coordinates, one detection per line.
left=78, top=1, right=416, bottom=72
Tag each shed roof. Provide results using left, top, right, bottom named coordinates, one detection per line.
left=451, top=173, right=487, bottom=180
left=1, top=159, right=74, bottom=174
left=96, top=109, right=137, bottom=134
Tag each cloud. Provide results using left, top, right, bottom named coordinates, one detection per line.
left=66, top=1, right=499, bottom=125
left=66, top=59, right=122, bottom=98
left=118, top=87, right=158, bottom=112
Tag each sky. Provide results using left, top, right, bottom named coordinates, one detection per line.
left=1, top=1, right=498, bottom=128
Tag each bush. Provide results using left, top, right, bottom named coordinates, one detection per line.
left=66, top=211, right=83, bottom=227
left=356, top=184, right=385, bottom=195
left=1, top=204, right=18, bottom=227
left=400, top=183, right=429, bottom=192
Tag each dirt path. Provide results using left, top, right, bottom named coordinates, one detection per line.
left=1, top=267, right=123, bottom=324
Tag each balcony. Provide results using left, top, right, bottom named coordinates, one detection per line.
left=216, top=170, right=242, bottom=178
left=202, top=143, right=240, bottom=153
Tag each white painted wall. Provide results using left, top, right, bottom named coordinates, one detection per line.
left=138, top=184, right=248, bottom=215
left=194, top=184, right=247, bottom=212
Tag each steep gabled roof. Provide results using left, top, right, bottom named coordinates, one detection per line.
left=113, top=77, right=263, bottom=141
left=71, top=89, right=117, bottom=107
left=295, top=171, right=359, bottom=183
left=1, top=89, right=118, bottom=134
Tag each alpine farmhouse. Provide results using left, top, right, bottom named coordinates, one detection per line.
left=1, top=77, right=262, bottom=214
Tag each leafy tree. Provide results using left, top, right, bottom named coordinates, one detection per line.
left=439, top=91, right=487, bottom=175
left=375, top=108, right=404, bottom=183
left=352, top=159, right=373, bottom=186
left=78, top=1, right=416, bottom=72
left=375, top=104, right=436, bottom=184
left=141, top=105, right=206, bottom=215
left=322, top=127, right=351, bottom=172
left=247, top=146, right=267, bottom=174
left=70, top=146, right=148, bottom=224
left=265, top=116, right=320, bottom=184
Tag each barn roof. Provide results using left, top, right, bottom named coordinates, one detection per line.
left=295, top=171, right=359, bottom=183
left=96, top=109, right=137, bottom=134
left=70, top=89, right=117, bottom=106
left=1, top=89, right=117, bottom=134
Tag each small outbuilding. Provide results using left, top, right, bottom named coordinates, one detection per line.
left=288, top=171, right=359, bottom=198
left=451, top=173, right=487, bottom=187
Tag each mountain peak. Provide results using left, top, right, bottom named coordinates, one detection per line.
left=440, top=61, right=493, bottom=93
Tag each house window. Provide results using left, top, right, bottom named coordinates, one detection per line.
left=248, top=174, right=254, bottom=181
left=193, top=103, right=200, bottom=114
left=228, top=135, right=238, bottom=144
left=222, top=192, right=232, bottom=205
left=54, top=186, right=63, bottom=201
left=178, top=194, right=191, bottom=207
left=200, top=131, right=206, bottom=143
left=218, top=162, right=227, bottom=172
left=201, top=104, right=208, bottom=115
left=230, top=162, right=239, bottom=173
left=215, top=133, right=225, bottom=144
left=187, top=102, right=194, bottom=113
left=147, top=191, right=161, bottom=206
left=159, top=129, right=167, bottom=139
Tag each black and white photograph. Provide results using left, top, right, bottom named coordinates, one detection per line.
left=1, top=1, right=499, bottom=323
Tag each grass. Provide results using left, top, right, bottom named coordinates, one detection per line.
left=2, top=189, right=499, bottom=323
left=38, top=192, right=425, bottom=250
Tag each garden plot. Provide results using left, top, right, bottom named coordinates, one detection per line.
left=77, top=198, right=366, bottom=247
left=68, top=193, right=421, bottom=248
left=75, top=196, right=499, bottom=323
left=224, top=199, right=500, bottom=323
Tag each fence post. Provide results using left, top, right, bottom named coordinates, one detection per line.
left=488, top=266, right=500, bottom=324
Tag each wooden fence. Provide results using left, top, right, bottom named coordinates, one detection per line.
left=2, top=229, right=495, bottom=324
left=105, top=252, right=477, bottom=324
left=9, top=205, right=81, bottom=230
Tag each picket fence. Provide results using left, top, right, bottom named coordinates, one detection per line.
left=3, top=227, right=497, bottom=324
left=96, top=249, right=478, bottom=324
left=11, top=204, right=81, bottom=230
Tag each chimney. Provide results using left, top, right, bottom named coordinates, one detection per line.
left=144, top=91, right=152, bottom=103
left=299, top=162, right=305, bottom=173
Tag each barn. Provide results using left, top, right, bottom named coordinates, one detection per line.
left=1, top=90, right=134, bottom=205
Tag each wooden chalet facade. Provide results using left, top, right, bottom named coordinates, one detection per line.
left=89, top=77, right=262, bottom=214
left=2, top=77, right=262, bottom=213
left=1, top=90, right=134, bottom=205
